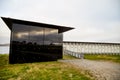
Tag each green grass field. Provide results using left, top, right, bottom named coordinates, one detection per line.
left=0, top=54, right=91, bottom=80
left=63, top=54, right=78, bottom=60
left=84, top=54, right=120, bottom=63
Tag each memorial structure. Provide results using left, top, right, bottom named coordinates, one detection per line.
left=64, top=41, right=120, bottom=55
left=2, top=17, right=73, bottom=64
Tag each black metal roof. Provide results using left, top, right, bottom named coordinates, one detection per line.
left=1, top=17, right=74, bottom=33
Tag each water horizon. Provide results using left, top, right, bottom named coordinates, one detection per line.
left=0, top=46, right=9, bottom=54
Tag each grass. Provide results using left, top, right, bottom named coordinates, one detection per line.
left=63, top=54, right=78, bottom=60
left=0, top=54, right=8, bottom=66
left=84, top=54, right=120, bottom=63
left=0, top=54, right=92, bottom=80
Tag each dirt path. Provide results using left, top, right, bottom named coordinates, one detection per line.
left=59, top=59, right=120, bottom=80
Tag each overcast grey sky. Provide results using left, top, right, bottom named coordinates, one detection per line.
left=0, top=0, right=120, bottom=44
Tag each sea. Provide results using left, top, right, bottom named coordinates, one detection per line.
left=0, top=46, right=9, bottom=54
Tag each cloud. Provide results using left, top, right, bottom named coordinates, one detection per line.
left=0, top=0, right=120, bottom=43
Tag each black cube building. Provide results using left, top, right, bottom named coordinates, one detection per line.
left=2, top=17, right=73, bottom=64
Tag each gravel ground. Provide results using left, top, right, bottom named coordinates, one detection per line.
left=59, top=59, right=120, bottom=80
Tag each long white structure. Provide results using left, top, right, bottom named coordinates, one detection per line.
left=63, top=41, right=120, bottom=55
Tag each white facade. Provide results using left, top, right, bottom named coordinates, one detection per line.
left=63, top=42, right=120, bottom=55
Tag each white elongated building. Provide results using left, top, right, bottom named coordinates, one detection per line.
left=63, top=41, right=120, bottom=55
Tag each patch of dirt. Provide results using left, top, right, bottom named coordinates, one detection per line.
left=59, top=59, right=120, bottom=80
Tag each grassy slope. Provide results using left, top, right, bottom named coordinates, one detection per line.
left=84, top=54, right=120, bottom=63
left=63, top=54, right=78, bottom=60
left=0, top=54, right=91, bottom=80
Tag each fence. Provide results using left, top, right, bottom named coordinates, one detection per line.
left=63, top=49, right=84, bottom=59
left=63, top=42, right=120, bottom=55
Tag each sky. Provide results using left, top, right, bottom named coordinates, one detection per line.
left=0, top=0, right=120, bottom=44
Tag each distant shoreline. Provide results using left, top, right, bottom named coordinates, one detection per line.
left=0, top=46, right=9, bottom=54
left=0, top=44, right=10, bottom=46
